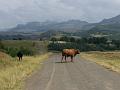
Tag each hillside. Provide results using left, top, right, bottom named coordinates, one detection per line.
left=1, top=14, right=120, bottom=40
left=9, top=21, right=57, bottom=32
left=99, top=15, right=120, bottom=25
left=74, top=15, right=120, bottom=39
left=84, top=24, right=120, bottom=39
left=8, top=20, right=89, bottom=33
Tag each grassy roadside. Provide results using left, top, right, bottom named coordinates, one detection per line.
left=81, top=51, right=120, bottom=73
left=0, top=52, right=51, bottom=90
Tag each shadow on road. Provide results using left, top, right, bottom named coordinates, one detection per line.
left=55, top=61, right=73, bottom=64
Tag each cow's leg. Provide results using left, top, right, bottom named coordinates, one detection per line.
left=65, top=56, right=67, bottom=62
left=71, top=56, right=73, bottom=62
left=19, top=57, right=20, bottom=61
left=61, top=56, right=64, bottom=63
left=20, top=57, right=22, bottom=61
left=21, top=56, right=22, bottom=61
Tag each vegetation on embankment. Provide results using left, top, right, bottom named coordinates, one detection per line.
left=0, top=51, right=51, bottom=90
left=0, top=40, right=48, bottom=57
left=81, top=51, right=120, bottom=73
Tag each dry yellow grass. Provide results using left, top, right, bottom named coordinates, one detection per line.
left=81, top=51, right=120, bottom=73
left=0, top=52, right=11, bottom=59
left=0, top=52, right=51, bottom=90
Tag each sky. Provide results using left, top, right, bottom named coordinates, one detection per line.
left=0, top=0, right=120, bottom=28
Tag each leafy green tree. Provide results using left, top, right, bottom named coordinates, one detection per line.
left=51, top=37, right=57, bottom=43
left=112, top=40, right=120, bottom=49
left=60, top=36, right=69, bottom=42
left=70, top=37, right=75, bottom=42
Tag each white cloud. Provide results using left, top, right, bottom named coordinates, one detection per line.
left=0, top=0, right=120, bottom=28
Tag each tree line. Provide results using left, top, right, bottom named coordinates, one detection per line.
left=48, top=36, right=120, bottom=51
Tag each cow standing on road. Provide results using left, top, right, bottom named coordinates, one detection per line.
left=17, top=51, right=23, bottom=61
left=61, top=49, right=80, bottom=62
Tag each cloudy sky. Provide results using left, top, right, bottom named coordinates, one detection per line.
left=0, top=0, right=120, bottom=28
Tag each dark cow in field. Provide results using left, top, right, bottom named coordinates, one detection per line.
left=61, top=49, right=80, bottom=62
left=17, top=51, right=23, bottom=61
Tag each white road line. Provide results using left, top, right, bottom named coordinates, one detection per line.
left=45, top=59, right=55, bottom=90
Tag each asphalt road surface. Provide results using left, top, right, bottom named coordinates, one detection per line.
left=25, top=54, right=120, bottom=90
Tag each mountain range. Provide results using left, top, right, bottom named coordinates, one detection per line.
left=9, top=15, right=120, bottom=32
left=8, top=20, right=89, bottom=33
left=1, top=14, right=120, bottom=40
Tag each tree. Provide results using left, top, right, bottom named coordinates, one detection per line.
left=70, top=37, right=75, bottom=42
left=60, top=36, right=69, bottom=42
left=51, top=37, right=57, bottom=43
left=112, top=40, right=120, bottom=49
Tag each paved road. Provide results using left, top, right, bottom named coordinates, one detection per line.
left=25, top=54, right=120, bottom=90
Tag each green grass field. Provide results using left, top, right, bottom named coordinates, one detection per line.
left=0, top=51, right=51, bottom=90
left=81, top=51, right=120, bottom=73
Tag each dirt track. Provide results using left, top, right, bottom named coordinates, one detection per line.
left=25, top=54, right=120, bottom=90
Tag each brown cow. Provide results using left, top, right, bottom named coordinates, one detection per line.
left=61, top=49, right=80, bottom=62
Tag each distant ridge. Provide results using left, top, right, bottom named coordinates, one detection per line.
left=99, top=15, right=120, bottom=25
left=8, top=20, right=89, bottom=33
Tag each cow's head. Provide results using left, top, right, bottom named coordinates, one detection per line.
left=75, top=49, right=80, bottom=54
